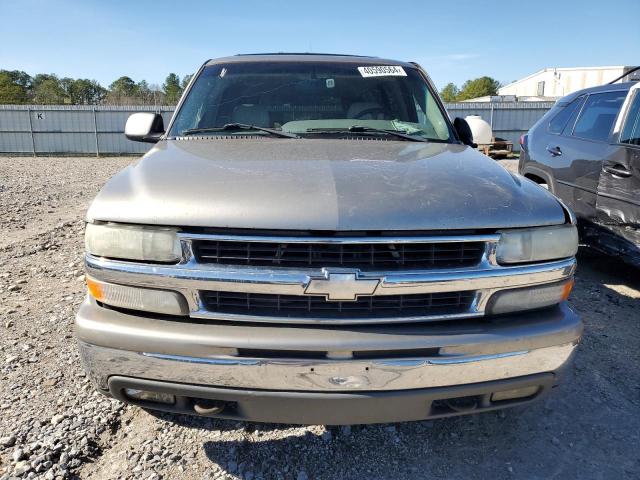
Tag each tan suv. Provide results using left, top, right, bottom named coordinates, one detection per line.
left=75, top=54, right=581, bottom=424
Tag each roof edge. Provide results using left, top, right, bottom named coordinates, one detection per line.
left=500, top=66, right=631, bottom=90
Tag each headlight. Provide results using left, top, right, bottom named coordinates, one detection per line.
left=85, top=223, right=181, bottom=262
left=487, top=279, right=574, bottom=315
left=496, top=224, right=578, bottom=264
left=86, top=276, right=188, bottom=315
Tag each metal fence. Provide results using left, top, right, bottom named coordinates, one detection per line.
left=0, top=105, right=175, bottom=156
left=445, top=102, right=556, bottom=149
left=0, top=102, right=555, bottom=155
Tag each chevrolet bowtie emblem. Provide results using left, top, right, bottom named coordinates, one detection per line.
left=304, top=269, right=379, bottom=301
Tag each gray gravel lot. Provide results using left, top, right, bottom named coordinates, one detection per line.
left=0, top=156, right=639, bottom=480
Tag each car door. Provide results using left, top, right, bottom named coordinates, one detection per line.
left=548, top=90, right=627, bottom=221
left=596, top=83, right=640, bottom=250
left=534, top=95, right=586, bottom=206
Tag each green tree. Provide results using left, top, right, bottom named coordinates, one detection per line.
left=70, top=79, right=106, bottom=104
left=457, top=76, right=501, bottom=101
left=180, top=74, right=193, bottom=91
left=1, top=70, right=32, bottom=90
left=439, top=83, right=460, bottom=102
left=0, top=71, right=29, bottom=103
left=163, top=73, right=182, bottom=104
left=107, top=76, right=139, bottom=104
left=32, top=74, right=66, bottom=104
left=60, top=77, right=75, bottom=101
left=109, top=76, right=137, bottom=96
left=136, top=80, right=152, bottom=104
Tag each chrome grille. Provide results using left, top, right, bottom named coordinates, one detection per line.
left=200, top=291, right=475, bottom=319
left=86, top=228, right=577, bottom=325
left=192, top=240, right=485, bottom=269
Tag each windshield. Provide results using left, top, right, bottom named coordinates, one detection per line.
left=169, top=61, right=452, bottom=142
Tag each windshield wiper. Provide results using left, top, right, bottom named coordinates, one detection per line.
left=182, top=123, right=300, bottom=139
left=305, top=125, right=428, bottom=142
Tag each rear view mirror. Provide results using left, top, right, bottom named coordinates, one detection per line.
left=125, top=113, right=165, bottom=143
left=453, top=117, right=477, bottom=148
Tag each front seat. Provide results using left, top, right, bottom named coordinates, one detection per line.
left=346, top=102, right=386, bottom=120
left=231, top=105, right=271, bottom=126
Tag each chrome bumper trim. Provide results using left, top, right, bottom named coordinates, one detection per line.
left=141, top=349, right=531, bottom=367
left=85, top=251, right=576, bottom=324
left=79, top=341, right=577, bottom=392
left=177, top=232, right=502, bottom=244
left=85, top=254, right=575, bottom=295
left=186, top=309, right=485, bottom=325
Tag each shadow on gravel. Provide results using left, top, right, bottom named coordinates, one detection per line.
left=196, top=413, right=527, bottom=479
left=576, top=247, right=640, bottom=290
left=147, top=409, right=298, bottom=433
left=146, top=399, right=553, bottom=479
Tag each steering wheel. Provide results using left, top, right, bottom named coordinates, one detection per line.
left=352, top=107, right=386, bottom=120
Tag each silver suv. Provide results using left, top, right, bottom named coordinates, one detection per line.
left=75, top=54, right=581, bottom=425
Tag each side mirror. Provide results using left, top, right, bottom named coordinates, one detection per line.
left=125, top=113, right=165, bottom=143
left=453, top=117, right=477, bottom=148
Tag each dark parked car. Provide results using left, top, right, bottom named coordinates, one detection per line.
left=519, top=81, right=640, bottom=266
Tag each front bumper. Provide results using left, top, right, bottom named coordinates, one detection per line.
left=76, top=297, right=581, bottom=424
left=107, top=373, right=559, bottom=425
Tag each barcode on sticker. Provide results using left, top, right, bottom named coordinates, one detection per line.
left=358, top=66, right=407, bottom=77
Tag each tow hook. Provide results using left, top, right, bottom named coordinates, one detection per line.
left=193, top=399, right=226, bottom=415
left=444, top=396, right=479, bottom=413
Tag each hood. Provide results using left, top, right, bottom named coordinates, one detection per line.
left=87, top=138, right=566, bottom=231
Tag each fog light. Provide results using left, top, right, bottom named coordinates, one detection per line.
left=124, top=388, right=175, bottom=405
left=86, top=276, right=188, bottom=315
left=491, top=386, right=540, bottom=402
left=487, top=279, right=574, bottom=315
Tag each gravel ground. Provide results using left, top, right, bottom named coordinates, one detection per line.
left=0, top=156, right=638, bottom=480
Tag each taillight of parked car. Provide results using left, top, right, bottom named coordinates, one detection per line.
left=520, top=134, right=528, bottom=152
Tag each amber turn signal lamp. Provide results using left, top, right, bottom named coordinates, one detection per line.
left=86, top=276, right=104, bottom=301
left=561, top=278, right=574, bottom=301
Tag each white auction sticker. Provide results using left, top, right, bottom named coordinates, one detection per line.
left=357, top=66, right=407, bottom=77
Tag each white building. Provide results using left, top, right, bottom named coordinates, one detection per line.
left=498, top=66, right=639, bottom=99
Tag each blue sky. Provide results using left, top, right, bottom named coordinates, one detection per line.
left=1, top=0, right=638, bottom=89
